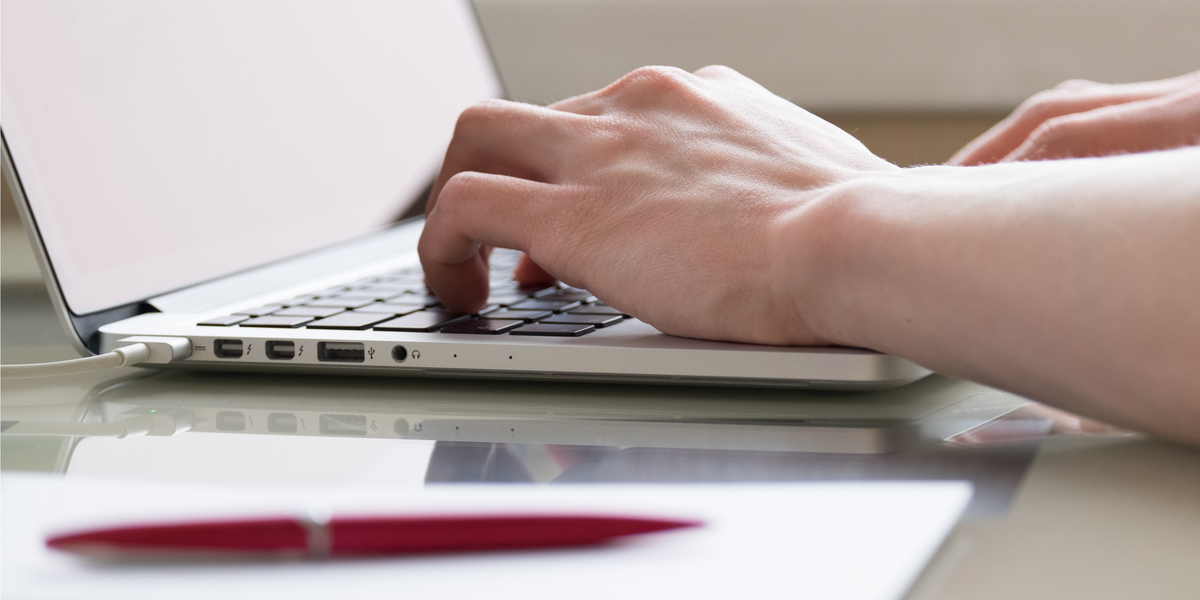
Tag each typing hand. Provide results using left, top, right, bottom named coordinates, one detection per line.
left=950, top=71, right=1200, bottom=165
left=418, top=66, right=896, bottom=345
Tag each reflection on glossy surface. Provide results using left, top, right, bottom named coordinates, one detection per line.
left=14, top=369, right=1026, bottom=453
left=423, top=440, right=1039, bottom=518
left=1, top=365, right=1042, bottom=518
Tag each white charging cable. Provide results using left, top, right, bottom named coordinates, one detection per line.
left=1, top=336, right=192, bottom=379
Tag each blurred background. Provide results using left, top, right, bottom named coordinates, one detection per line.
left=4, top=0, right=1198, bottom=231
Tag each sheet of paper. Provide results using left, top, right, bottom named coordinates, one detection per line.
left=2, top=474, right=971, bottom=600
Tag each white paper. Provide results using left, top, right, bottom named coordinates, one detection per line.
left=2, top=474, right=971, bottom=600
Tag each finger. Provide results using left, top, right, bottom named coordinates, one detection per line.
left=425, top=99, right=584, bottom=219
left=514, top=254, right=558, bottom=288
left=951, top=75, right=1200, bottom=166
left=419, top=172, right=567, bottom=313
left=1003, top=86, right=1200, bottom=162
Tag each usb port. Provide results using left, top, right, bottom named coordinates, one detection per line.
left=319, top=414, right=367, bottom=436
left=317, top=342, right=364, bottom=363
left=267, top=412, right=298, bottom=433
left=214, top=339, right=244, bottom=359
left=216, top=411, right=246, bottom=431
left=266, top=341, right=295, bottom=360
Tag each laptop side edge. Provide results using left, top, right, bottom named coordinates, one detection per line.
left=2, top=133, right=139, bottom=356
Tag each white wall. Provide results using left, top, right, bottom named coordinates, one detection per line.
left=475, top=0, right=1200, bottom=111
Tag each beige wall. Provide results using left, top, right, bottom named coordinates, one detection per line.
left=475, top=0, right=1199, bottom=111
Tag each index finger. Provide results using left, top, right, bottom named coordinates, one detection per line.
left=418, top=172, right=571, bottom=313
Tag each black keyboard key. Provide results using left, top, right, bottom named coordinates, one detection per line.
left=487, top=292, right=532, bottom=306
left=306, top=312, right=396, bottom=330
left=318, top=285, right=363, bottom=295
left=440, top=319, right=523, bottom=334
left=480, top=309, right=553, bottom=322
left=381, top=276, right=426, bottom=288
left=239, top=315, right=314, bottom=328
left=426, top=307, right=476, bottom=316
left=300, top=297, right=378, bottom=309
left=333, top=291, right=407, bottom=302
left=409, top=294, right=442, bottom=307
left=509, top=323, right=595, bottom=337
left=353, top=302, right=426, bottom=316
left=507, top=298, right=582, bottom=312
left=279, top=295, right=320, bottom=306
left=541, top=314, right=624, bottom=328
left=380, top=294, right=441, bottom=308
left=272, top=306, right=345, bottom=318
left=568, top=305, right=627, bottom=317
left=519, top=285, right=560, bottom=297
left=374, top=312, right=469, bottom=332
left=357, top=284, right=415, bottom=296
left=540, top=289, right=594, bottom=302
left=366, top=297, right=430, bottom=308
left=233, top=305, right=282, bottom=317
left=198, top=315, right=249, bottom=326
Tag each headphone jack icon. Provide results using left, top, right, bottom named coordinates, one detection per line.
left=411, top=350, right=421, bottom=360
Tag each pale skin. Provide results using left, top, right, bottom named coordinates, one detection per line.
left=418, top=66, right=1200, bottom=446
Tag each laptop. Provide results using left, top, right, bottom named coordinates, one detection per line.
left=2, top=0, right=930, bottom=390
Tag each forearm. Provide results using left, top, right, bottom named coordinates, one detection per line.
left=786, top=147, right=1200, bottom=444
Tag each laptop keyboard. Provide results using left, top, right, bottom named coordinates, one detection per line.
left=197, top=250, right=628, bottom=337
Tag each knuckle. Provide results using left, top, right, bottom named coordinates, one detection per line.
left=610, top=65, right=695, bottom=95
left=456, top=98, right=509, bottom=129
left=438, top=172, right=485, bottom=209
left=1009, top=89, right=1081, bottom=128
left=693, top=64, right=736, bottom=78
left=1016, top=82, right=1103, bottom=121
left=1054, top=78, right=1098, bottom=91
left=1017, top=90, right=1067, bottom=116
left=1027, top=115, right=1075, bottom=146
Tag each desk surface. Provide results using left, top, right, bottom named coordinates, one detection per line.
left=3, top=224, right=1199, bottom=599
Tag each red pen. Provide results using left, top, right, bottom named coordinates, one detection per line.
left=46, top=513, right=701, bottom=558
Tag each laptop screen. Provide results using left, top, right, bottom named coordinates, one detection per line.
left=2, top=0, right=501, bottom=316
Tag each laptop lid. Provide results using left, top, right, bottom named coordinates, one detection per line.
left=1, top=0, right=502, bottom=350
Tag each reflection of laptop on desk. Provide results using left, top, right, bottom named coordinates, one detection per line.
left=2, top=0, right=930, bottom=389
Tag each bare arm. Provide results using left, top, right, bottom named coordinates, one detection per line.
left=419, top=66, right=1200, bottom=445
left=788, top=148, right=1200, bottom=445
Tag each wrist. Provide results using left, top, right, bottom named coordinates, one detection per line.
left=770, top=168, right=935, bottom=349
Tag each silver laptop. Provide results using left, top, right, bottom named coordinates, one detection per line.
left=2, top=0, right=930, bottom=390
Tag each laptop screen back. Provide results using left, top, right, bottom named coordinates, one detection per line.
left=2, top=0, right=501, bottom=316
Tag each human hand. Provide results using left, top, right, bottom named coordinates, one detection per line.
left=418, top=66, right=897, bottom=345
left=950, top=71, right=1200, bottom=165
